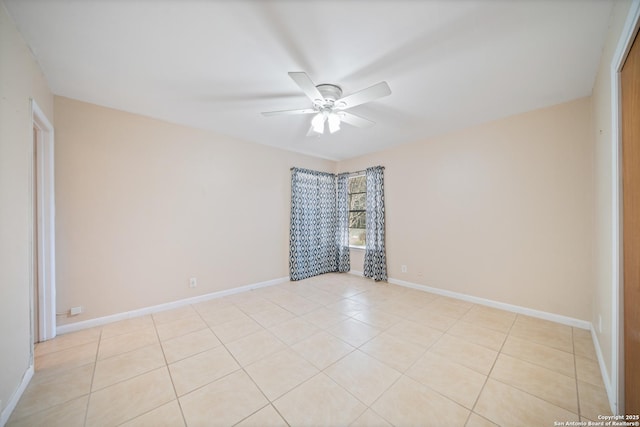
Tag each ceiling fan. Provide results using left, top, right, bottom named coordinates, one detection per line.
left=262, top=72, right=391, bottom=135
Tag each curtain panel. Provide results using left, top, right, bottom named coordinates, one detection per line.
left=363, top=166, right=388, bottom=281
left=289, top=168, right=350, bottom=281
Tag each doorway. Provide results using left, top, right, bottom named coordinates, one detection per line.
left=622, top=28, right=640, bottom=415
left=31, top=100, right=56, bottom=343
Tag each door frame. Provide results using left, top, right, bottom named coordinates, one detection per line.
left=30, top=99, right=56, bottom=342
left=612, top=0, right=640, bottom=415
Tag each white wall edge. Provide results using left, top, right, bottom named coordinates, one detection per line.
left=56, top=276, right=289, bottom=335
left=387, top=277, right=591, bottom=330
left=30, top=98, right=57, bottom=342
left=0, top=364, right=34, bottom=427
left=591, top=324, right=615, bottom=414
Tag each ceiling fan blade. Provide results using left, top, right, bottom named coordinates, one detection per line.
left=339, top=112, right=375, bottom=128
left=288, top=72, right=324, bottom=103
left=335, top=81, right=391, bottom=109
left=261, top=108, right=316, bottom=117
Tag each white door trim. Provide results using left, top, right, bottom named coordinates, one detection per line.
left=610, top=0, right=640, bottom=415
left=30, top=99, right=56, bottom=342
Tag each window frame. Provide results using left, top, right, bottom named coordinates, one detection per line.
left=347, top=174, right=366, bottom=249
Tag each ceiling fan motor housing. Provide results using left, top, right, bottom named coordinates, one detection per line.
left=314, top=84, right=343, bottom=110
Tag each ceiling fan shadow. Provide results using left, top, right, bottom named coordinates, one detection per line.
left=341, top=4, right=524, bottom=83
left=255, top=2, right=317, bottom=75
left=198, top=92, right=303, bottom=104
left=354, top=103, right=421, bottom=128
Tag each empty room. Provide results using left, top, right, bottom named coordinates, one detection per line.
left=1, top=0, right=639, bottom=426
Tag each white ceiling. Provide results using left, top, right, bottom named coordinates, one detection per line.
left=5, top=0, right=613, bottom=160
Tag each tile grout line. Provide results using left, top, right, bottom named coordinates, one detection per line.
left=466, top=311, right=517, bottom=425
left=199, top=298, right=293, bottom=426
left=5, top=335, right=100, bottom=425
left=572, top=327, right=583, bottom=420
left=229, top=282, right=383, bottom=425
left=325, top=284, right=470, bottom=423
left=98, top=313, right=185, bottom=426
left=267, top=403, right=292, bottom=427
left=272, top=280, right=515, bottom=421
left=185, top=302, right=267, bottom=422
left=414, top=308, right=509, bottom=424
left=362, top=320, right=446, bottom=426
left=83, top=327, right=103, bottom=427
left=152, top=307, right=188, bottom=427
left=230, top=402, right=291, bottom=427
left=477, top=315, right=585, bottom=421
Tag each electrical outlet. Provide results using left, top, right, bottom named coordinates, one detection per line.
left=401, top=265, right=407, bottom=273
left=70, top=306, right=83, bottom=316
left=189, top=277, right=197, bottom=288
left=598, top=315, right=602, bottom=333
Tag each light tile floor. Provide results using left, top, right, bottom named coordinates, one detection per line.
left=8, top=273, right=611, bottom=426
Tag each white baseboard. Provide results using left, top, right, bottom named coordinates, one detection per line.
left=591, top=325, right=616, bottom=414
left=348, top=271, right=589, bottom=329
left=0, top=364, right=34, bottom=427
left=361, top=273, right=613, bottom=412
left=46, top=270, right=614, bottom=414
left=387, top=277, right=591, bottom=330
left=57, top=276, right=289, bottom=335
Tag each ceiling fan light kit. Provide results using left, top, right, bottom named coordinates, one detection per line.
left=311, top=112, right=326, bottom=133
left=327, top=113, right=341, bottom=134
left=262, top=72, right=391, bottom=136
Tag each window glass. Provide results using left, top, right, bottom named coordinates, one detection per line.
left=348, top=175, right=366, bottom=247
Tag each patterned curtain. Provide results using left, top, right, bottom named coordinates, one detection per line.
left=289, top=168, right=341, bottom=280
left=336, top=173, right=350, bottom=272
left=363, top=166, right=387, bottom=281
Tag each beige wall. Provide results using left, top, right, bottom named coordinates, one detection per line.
left=54, top=94, right=600, bottom=324
left=339, top=97, right=594, bottom=321
left=591, top=0, right=632, bottom=396
left=54, top=96, right=335, bottom=324
left=0, top=1, right=54, bottom=417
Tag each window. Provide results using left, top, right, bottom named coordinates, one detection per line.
left=348, top=174, right=366, bottom=247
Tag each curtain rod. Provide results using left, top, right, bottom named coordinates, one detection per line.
left=346, top=167, right=383, bottom=176
left=289, top=166, right=385, bottom=175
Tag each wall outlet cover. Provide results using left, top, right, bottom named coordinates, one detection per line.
left=598, top=315, right=602, bottom=333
